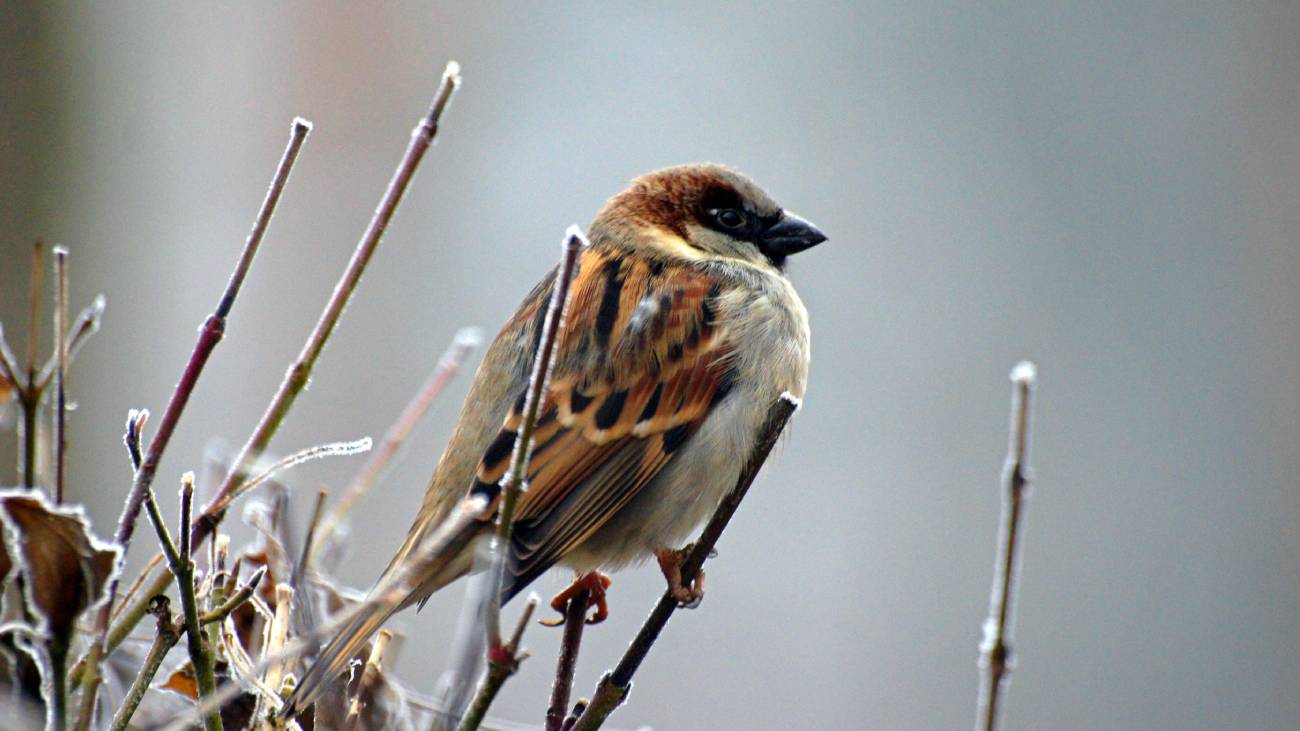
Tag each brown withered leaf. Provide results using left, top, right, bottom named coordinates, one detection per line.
left=0, top=490, right=119, bottom=655
left=161, top=661, right=200, bottom=700
left=161, top=660, right=256, bottom=729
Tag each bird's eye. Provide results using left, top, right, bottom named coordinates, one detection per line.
left=713, top=208, right=747, bottom=230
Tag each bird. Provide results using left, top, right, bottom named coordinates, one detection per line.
left=286, top=163, right=825, bottom=715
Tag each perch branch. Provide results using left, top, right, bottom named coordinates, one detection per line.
left=976, top=361, right=1037, bottom=731
left=455, top=227, right=583, bottom=731
left=546, top=586, right=592, bottom=731
left=570, top=393, right=801, bottom=731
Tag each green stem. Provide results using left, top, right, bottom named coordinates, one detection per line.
left=107, top=598, right=181, bottom=731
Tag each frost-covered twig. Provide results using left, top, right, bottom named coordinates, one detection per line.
left=976, top=362, right=1038, bottom=731
left=570, top=394, right=801, bottom=731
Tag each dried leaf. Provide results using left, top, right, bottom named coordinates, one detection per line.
left=162, top=661, right=200, bottom=700
left=0, top=490, right=118, bottom=653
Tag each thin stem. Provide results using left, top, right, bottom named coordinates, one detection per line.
left=488, top=227, right=585, bottom=644
left=546, top=588, right=591, bottom=731
left=201, top=566, right=267, bottom=625
left=53, top=246, right=68, bottom=504
left=344, top=629, right=393, bottom=730
left=17, top=241, right=43, bottom=488
left=976, top=361, right=1037, bottom=731
left=36, top=294, right=106, bottom=392
left=174, top=474, right=223, bottom=731
left=27, top=240, right=42, bottom=381
left=74, top=119, right=311, bottom=690
left=313, top=327, right=481, bottom=557
left=106, top=597, right=181, bottom=731
left=570, top=394, right=801, bottom=731
left=455, top=598, right=538, bottom=731
left=191, top=61, right=462, bottom=552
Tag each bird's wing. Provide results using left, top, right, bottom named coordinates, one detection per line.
left=469, top=246, right=736, bottom=600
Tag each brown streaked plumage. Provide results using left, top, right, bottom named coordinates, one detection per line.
left=287, top=163, right=825, bottom=715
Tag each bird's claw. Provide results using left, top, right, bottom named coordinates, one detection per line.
left=656, top=546, right=706, bottom=609
left=541, top=571, right=612, bottom=627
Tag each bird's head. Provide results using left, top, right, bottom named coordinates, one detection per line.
left=591, top=163, right=827, bottom=270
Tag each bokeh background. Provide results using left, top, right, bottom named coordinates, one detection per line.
left=3, top=3, right=1298, bottom=729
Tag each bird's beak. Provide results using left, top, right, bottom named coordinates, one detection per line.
left=760, top=211, right=827, bottom=258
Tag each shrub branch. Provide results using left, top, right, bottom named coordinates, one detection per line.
left=975, top=361, right=1038, bottom=731
left=569, top=393, right=801, bottom=731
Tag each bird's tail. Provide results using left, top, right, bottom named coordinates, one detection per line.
left=284, top=503, right=484, bottom=718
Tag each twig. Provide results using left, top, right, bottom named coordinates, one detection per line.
left=35, top=294, right=105, bottom=392
left=190, top=60, right=463, bottom=553
left=456, top=227, right=582, bottom=731
left=201, top=566, right=267, bottom=625
left=74, top=118, right=311, bottom=695
left=174, top=474, right=223, bottom=731
left=313, top=326, right=482, bottom=557
left=344, top=629, right=393, bottom=730
left=262, top=584, right=295, bottom=705
left=488, top=227, right=585, bottom=642
left=546, top=588, right=592, bottom=731
left=570, top=394, right=801, bottom=731
left=210, top=437, right=371, bottom=516
left=106, top=596, right=182, bottom=731
left=293, top=489, right=328, bottom=585
left=18, top=240, right=43, bottom=487
left=455, top=598, right=538, bottom=731
left=27, top=240, right=42, bottom=381
left=976, top=361, right=1037, bottom=731
left=52, top=246, right=68, bottom=504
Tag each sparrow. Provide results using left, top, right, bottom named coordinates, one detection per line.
left=287, top=163, right=825, bottom=714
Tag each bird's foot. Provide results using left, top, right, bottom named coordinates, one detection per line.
left=656, top=545, right=706, bottom=608
left=541, top=571, right=612, bottom=627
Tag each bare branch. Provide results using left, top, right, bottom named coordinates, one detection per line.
left=105, top=596, right=182, bottom=731
left=546, top=587, right=593, bottom=731
left=570, top=393, right=801, bottom=731
left=976, top=361, right=1038, bottom=731
left=175, top=473, right=223, bottom=731
left=52, top=246, right=68, bottom=504
left=455, top=597, right=539, bottom=731
left=36, top=294, right=106, bottom=391
left=452, top=227, right=583, bottom=731
left=344, top=629, right=393, bottom=730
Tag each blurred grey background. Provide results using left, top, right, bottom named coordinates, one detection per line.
left=3, top=2, right=1298, bottom=729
